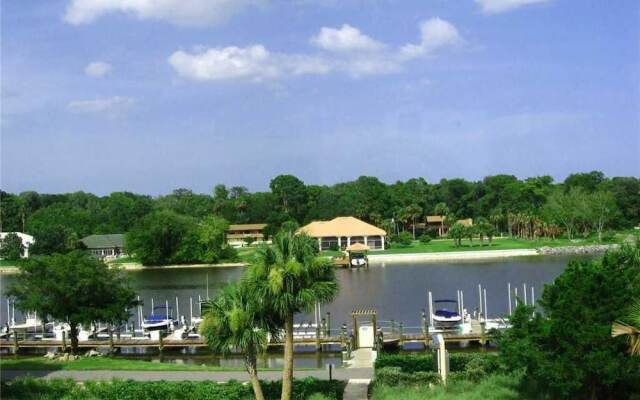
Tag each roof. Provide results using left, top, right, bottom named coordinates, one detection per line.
left=80, top=234, right=125, bottom=249
left=457, top=218, right=473, bottom=226
left=228, top=224, right=267, bottom=232
left=346, top=243, right=370, bottom=252
left=0, top=232, right=35, bottom=245
left=298, top=216, right=386, bottom=238
left=426, top=216, right=446, bottom=223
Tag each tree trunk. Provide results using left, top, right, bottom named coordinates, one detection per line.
left=412, top=217, right=416, bottom=239
left=69, top=323, right=79, bottom=355
left=281, top=313, right=294, bottom=400
left=246, top=353, right=265, bottom=400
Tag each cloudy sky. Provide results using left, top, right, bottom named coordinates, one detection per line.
left=2, top=0, right=639, bottom=195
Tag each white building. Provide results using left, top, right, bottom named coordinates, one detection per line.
left=0, top=232, right=35, bottom=258
left=298, top=216, right=387, bottom=251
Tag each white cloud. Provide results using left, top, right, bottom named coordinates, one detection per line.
left=475, top=0, right=551, bottom=15
left=310, top=24, right=384, bottom=53
left=400, top=18, right=462, bottom=60
left=68, top=96, right=135, bottom=115
left=84, top=61, right=112, bottom=77
left=168, top=19, right=462, bottom=82
left=64, top=0, right=263, bottom=26
left=168, top=45, right=282, bottom=82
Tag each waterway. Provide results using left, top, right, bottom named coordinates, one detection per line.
left=0, top=255, right=584, bottom=368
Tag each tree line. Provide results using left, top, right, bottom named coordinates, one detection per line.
left=1, top=171, right=638, bottom=259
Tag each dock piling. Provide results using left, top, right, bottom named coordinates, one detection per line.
left=326, top=312, right=331, bottom=337
left=508, top=282, right=512, bottom=316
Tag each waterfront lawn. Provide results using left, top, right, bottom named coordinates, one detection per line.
left=107, top=256, right=139, bottom=264
left=372, top=374, right=522, bottom=400
left=0, top=259, right=21, bottom=267
left=0, top=356, right=291, bottom=372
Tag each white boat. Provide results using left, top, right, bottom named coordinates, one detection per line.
left=432, top=299, right=463, bottom=329
left=9, top=313, right=47, bottom=332
left=142, top=306, right=175, bottom=331
left=350, top=255, right=367, bottom=267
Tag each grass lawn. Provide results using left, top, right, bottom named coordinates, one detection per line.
left=372, top=375, right=522, bottom=400
left=0, top=260, right=20, bottom=267
left=0, top=356, right=296, bottom=372
left=107, top=256, right=139, bottom=264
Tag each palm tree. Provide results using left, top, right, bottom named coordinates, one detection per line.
left=612, top=299, right=640, bottom=355
left=434, top=203, right=449, bottom=236
left=199, top=283, right=280, bottom=400
left=405, top=204, right=422, bottom=240
left=245, top=231, right=338, bottom=400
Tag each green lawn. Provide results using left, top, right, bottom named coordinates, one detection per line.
left=0, top=259, right=20, bottom=267
left=0, top=356, right=293, bottom=372
left=372, top=375, right=522, bottom=400
left=107, top=256, right=139, bottom=264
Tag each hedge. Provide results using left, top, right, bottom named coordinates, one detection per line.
left=375, top=352, right=498, bottom=374
left=374, top=352, right=500, bottom=386
left=1, top=377, right=346, bottom=400
left=374, top=367, right=440, bottom=387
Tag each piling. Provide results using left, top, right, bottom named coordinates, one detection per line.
left=315, top=325, right=321, bottom=351
left=158, top=332, right=164, bottom=354
left=326, top=312, right=331, bottom=337
left=390, top=319, right=396, bottom=335
left=12, top=331, right=19, bottom=354
left=108, top=327, right=114, bottom=354
left=421, top=310, right=430, bottom=348
left=507, top=282, right=512, bottom=316
left=62, top=331, right=67, bottom=352
left=399, top=322, right=405, bottom=347
left=479, top=321, right=486, bottom=347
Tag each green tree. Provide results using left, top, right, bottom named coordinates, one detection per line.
left=126, top=210, right=197, bottom=265
left=8, top=251, right=137, bottom=354
left=434, top=202, right=449, bottom=235
left=269, top=175, right=307, bottom=222
left=585, top=191, right=620, bottom=242
left=543, top=188, right=585, bottom=239
left=245, top=232, right=338, bottom=400
left=497, top=245, right=640, bottom=398
left=448, top=223, right=465, bottom=247
left=404, top=204, right=422, bottom=239
left=199, top=282, right=280, bottom=400
left=0, top=233, right=24, bottom=260
left=198, top=216, right=230, bottom=262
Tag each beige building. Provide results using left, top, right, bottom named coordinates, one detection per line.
left=227, top=223, right=268, bottom=247
left=298, top=216, right=387, bottom=251
left=425, top=216, right=473, bottom=237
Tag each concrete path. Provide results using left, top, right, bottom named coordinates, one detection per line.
left=343, top=379, right=370, bottom=400
left=345, top=348, right=376, bottom=369
left=0, top=368, right=373, bottom=382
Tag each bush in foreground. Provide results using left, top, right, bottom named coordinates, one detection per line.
left=0, top=377, right=346, bottom=400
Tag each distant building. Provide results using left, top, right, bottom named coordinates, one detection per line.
left=425, top=217, right=473, bottom=237
left=0, top=232, right=35, bottom=258
left=80, top=234, right=126, bottom=259
left=227, top=224, right=268, bottom=247
left=298, top=216, right=387, bottom=251
left=426, top=216, right=448, bottom=236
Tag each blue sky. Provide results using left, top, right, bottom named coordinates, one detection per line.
left=2, top=0, right=639, bottom=195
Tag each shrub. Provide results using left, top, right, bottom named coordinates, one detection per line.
left=328, top=243, right=339, bottom=251
left=418, top=234, right=432, bottom=244
left=0, top=377, right=346, bottom=400
left=374, top=353, right=436, bottom=373
left=391, top=232, right=413, bottom=247
left=448, top=352, right=499, bottom=374
left=374, top=367, right=440, bottom=387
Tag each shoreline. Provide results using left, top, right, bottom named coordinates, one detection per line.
left=0, top=244, right=618, bottom=274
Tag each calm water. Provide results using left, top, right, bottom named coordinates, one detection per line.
left=0, top=255, right=578, bottom=329
left=0, top=255, right=581, bottom=367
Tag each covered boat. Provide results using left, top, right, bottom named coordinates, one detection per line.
left=142, top=306, right=175, bottom=331
left=432, top=299, right=462, bottom=328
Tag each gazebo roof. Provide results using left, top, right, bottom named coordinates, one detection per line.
left=346, top=243, right=370, bottom=252
left=298, top=216, right=386, bottom=238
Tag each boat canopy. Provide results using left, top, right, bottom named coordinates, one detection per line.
left=434, top=299, right=457, bottom=303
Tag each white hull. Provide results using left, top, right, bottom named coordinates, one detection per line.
left=142, top=319, right=174, bottom=331
left=432, top=315, right=462, bottom=328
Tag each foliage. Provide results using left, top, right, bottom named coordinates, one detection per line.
left=371, top=374, right=522, bottom=400
left=198, top=215, right=231, bottom=263
left=496, top=245, right=640, bottom=399
left=418, top=234, right=432, bottom=244
left=448, top=223, right=466, bottom=247
left=374, top=367, right=440, bottom=386
left=200, top=282, right=281, bottom=400
left=245, top=231, right=338, bottom=400
left=392, top=231, right=413, bottom=247
left=7, top=251, right=137, bottom=354
left=612, top=298, right=640, bottom=355
left=1, top=377, right=346, bottom=400
left=374, top=353, right=436, bottom=373
left=0, top=232, right=24, bottom=260
left=2, top=172, right=639, bottom=259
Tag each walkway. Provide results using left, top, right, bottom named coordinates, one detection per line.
left=345, top=348, right=376, bottom=369
left=0, top=368, right=373, bottom=382
left=343, top=379, right=370, bottom=400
